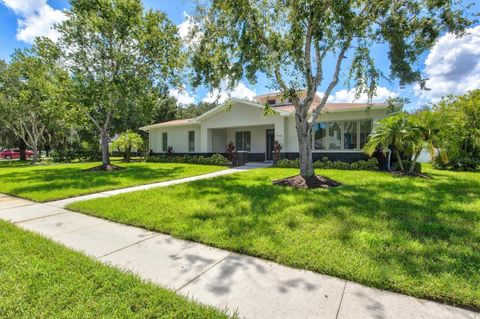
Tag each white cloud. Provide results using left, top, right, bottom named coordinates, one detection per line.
left=169, top=88, right=196, bottom=105
left=203, top=82, right=256, bottom=103
left=329, top=86, right=398, bottom=103
left=177, top=12, right=201, bottom=47
left=416, top=25, right=480, bottom=102
left=2, top=0, right=66, bottom=43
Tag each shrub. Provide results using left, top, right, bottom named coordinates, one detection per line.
left=432, top=155, right=479, bottom=171
left=273, top=140, right=282, bottom=162
left=275, top=157, right=379, bottom=171
left=146, top=153, right=230, bottom=166
left=225, top=141, right=237, bottom=164
left=394, top=160, right=422, bottom=173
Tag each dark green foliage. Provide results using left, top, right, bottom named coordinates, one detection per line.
left=146, top=153, right=231, bottom=166
left=51, top=141, right=102, bottom=162
left=395, top=160, right=422, bottom=173
left=276, top=157, right=379, bottom=171
left=433, top=155, right=479, bottom=171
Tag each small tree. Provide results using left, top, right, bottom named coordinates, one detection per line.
left=111, top=130, right=144, bottom=162
left=364, top=113, right=410, bottom=171
left=58, top=0, right=184, bottom=170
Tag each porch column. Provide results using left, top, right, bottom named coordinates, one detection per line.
left=274, top=117, right=286, bottom=147
left=200, top=127, right=211, bottom=153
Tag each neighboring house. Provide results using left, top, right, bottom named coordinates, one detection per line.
left=140, top=92, right=402, bottom=162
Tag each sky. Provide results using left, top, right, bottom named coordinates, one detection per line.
left=0, top=0, right=479, bottom=111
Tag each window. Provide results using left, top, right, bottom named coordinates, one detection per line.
left=235, top=131, right=251, bottom=151
left=343, top=121, right=358, bottom=150
left=162, top=132, right=168, bottom=152
left=188, top=131, right=195, bottom=152
left=267, top=99, right=276, bottom=105
left=313, top=119, right=373, bottom=151
left=314, top=122, right=327, bottom=149
left=359, top=120, right=372, bottom=148
left=328, top=122, right=342, bottom=150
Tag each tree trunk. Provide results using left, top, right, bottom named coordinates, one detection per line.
left=31, top=143, right=39, bottom=164
left=395, top=150, right=404, bottom=171
left=409, top=151, right=421, bottom=174
left=296, top=116, right=314, bottom=178
left=100, top=129, right=110, bottom=167
left=18, top=140, right=27, bottom=161
left=126, top=146, right=131, bottom=162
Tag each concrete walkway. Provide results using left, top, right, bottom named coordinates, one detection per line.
left=0, top=193, right=477, bottom=319
left=48, top=163, right=270, bottom=208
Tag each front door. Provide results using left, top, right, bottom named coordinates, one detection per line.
left=266, top=129, right=275, bottom=161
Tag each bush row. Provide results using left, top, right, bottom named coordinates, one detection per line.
left=275, top=157, right=379, bottom=170
left=146, top=153, right=231, bottom=166
left=432, top=156, right=479, bottom=171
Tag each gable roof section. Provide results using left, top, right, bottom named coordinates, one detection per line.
left=192, top=97, right=291, bottom=123
left=140, top=118, right=194, bottom=131
left=140, top=96, right=401, bottom=131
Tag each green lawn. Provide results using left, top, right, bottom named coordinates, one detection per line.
left=68, top=165, right=480, bottom=309
left=0, top=160, right=225, bottom=202
left=0, top=220, right=230, bottom=318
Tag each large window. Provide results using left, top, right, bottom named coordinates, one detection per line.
left=314, top=120, right=372, bottom=151
left=344, top=121, right=358, bottom=150
left=188, top=131, right=195, bottom=152
left=235, top=131, right=251, bottom=151
left=328, top=122, right=342, bottom=149
left=314, top=122, right=327, bottom=149
left=162, top=132, right=168, bottom=152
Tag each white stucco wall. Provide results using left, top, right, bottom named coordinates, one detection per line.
left=199, top=101, right=285, bottom=152
left=148, top=124, right=200, bottom=153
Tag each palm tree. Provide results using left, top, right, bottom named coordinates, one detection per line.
left=364, top=113, right=410, bottom=171
left=111, top=130, right=144, bottom=162
left=406, top=109, right=448, bottom=173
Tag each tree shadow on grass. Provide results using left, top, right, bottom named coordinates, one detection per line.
left=0, top=165, right=190, bottom=200
left=142, top=169, right=480, bottom=308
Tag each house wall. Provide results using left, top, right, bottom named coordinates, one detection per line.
left=199, top=101, right=286, bottom=152
left=148, top=124, right=200, bottom=153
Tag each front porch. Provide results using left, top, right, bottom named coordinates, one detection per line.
left=207, top=124, right=278, bottom=162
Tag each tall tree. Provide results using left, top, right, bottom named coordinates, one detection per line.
left=57, top=0, right=184, bottom=170
left=0, top=39, right=70, bottom=163
left=189, top=0, right=474, bottom=180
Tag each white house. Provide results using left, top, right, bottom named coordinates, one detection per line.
left=140, top=92, right=401, bottom=162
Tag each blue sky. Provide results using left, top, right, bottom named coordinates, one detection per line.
left=1, top=0, right=479, bottom=110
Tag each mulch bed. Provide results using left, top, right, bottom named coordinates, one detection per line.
left=273, top=175, right=342, bottom=189
left=84, top=164, right=125, bottom=172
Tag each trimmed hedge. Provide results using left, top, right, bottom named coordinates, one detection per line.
left=394, top=160, right=422, bottom=173
left=275, top=157, right=379, bottom=171
left=146, top=153, right=231, bottom=166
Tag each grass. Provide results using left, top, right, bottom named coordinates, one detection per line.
left=68, top=165, right=480, bottom=309
left=0, top=159, right=225, bottom=202
left=0, top=220, right=230, bottom=318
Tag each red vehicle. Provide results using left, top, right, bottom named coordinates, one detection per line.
left=0, top=149, right=34, bottom=160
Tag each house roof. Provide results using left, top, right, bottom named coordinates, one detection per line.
left=274, top=102, right=392, bottom=113
left=139, top=118, right=194, bottom=131
left=140, top=93, right=400, bottom=131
